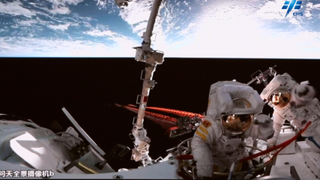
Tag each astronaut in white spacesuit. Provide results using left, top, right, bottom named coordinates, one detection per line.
left=260, top=73, right=320, bottom=153
left=191, top=81, right=274, bottom=179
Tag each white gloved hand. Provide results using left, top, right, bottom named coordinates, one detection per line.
left=290, top=120, right=301, bottom=132
left=267, top=137, right=277, bottom=148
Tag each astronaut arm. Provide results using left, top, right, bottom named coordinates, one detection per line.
left=191, top=120, right=215, bottom=178
left=268, top=112, right=285, bottom=147
left=310, top=98, right=320, bottom=117
left=254, top=114, right=274, bottom=140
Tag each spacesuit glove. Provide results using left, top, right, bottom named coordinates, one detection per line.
left=292, top=126, right=300, bottom=133
left=267, top=137, right=277, bottom=148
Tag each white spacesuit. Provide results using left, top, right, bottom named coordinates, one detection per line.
left=260, top=73, right=320, bottom=153
left=191, top=81, right=274, bottom=179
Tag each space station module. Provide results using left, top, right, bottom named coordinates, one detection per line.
left=0, top=118, right=115, bottom=174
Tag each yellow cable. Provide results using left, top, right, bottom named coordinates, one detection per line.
left=77, top=162, right=98, bottom=174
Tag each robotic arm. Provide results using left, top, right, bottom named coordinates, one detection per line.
left=115, top=0, right=164, bottom=167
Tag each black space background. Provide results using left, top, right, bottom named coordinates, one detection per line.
left=0, top=58, right=319, bottom=169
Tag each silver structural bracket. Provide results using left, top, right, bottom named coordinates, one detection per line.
left=62, top=107, right=106, bottom=156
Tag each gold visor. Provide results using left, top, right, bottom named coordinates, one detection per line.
left=222, top=114, right=253, bottom=133
left=269, top=89, right=291, bottom=108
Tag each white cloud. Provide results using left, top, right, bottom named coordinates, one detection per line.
left=255, top=0, right=288, bottom=20
left=305, top=2, right=314, bottom=19
left=304, top=2, right=320, bottom=19
left=154, top=0, right=320, bottom=59
left=0, top=37, right=139, bottom=57
left=29, top=0, right=81, bottom=15
left=132, top=21, right=147, bottom=35
left=178, top=22, right=196, bottom=36
left=93, top=0, right=119, bottom=13
left=48, top=23, right=71, bottom=31
left=84, top=29, right=116, bottom=36
left=95, top=0, right=108, bottom=8
left=1, top=0, right=319, bottom=59
left=109, top=35, right=140, bottom=48
left=314, top=4, right=320, bottom=10
left=0, top=1, right=36, bottom=18
left=17, top=19, right=37, bottom=26
left=161, top=29, right=320, bottom=59
left=46, top=0, right=84, bottom=6
left=119, top=0, right=153, bottom=25
left=47, top=6, right=71, bottom=15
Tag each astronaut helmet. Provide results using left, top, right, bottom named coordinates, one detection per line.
left=221, top=98, right=254, bottom=134
left=268, top=87, right=292, bottom=108
left=206, top=81, right=265, bottom=134
left=260, top=73, right=297, bottom=108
